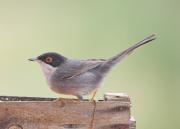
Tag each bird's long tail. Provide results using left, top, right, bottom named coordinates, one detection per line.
left=101, top=34, right=156, bottom=72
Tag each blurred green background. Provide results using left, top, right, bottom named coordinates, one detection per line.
left=0, top=0, right=179, bottom=129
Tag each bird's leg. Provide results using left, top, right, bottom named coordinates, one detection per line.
left=76, top=95, right=84, bottom=101
left=91, top=91, right=97, bottom=101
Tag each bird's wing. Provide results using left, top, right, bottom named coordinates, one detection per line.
left=55, top=59, right=105, bottom=80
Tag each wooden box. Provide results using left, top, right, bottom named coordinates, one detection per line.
left=0, top=93, right=135, bottom=129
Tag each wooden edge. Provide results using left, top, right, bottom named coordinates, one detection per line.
left=98, top=117, right=135, bottom=129
left=104, top=93, right=130, bottom=102
left=0, top=96, right=56, bottom=101
left=0, top=93, right=131, bottom=102
left=130, top=117, right=136, bottom=129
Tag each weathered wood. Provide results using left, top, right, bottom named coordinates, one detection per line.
left=104, top=93, right=130, bottom=102
left=0, top=93, right=135, bottom=129
left=129, top=117, right=136, bottom=129
left=0, top=96, right=56, bottom=101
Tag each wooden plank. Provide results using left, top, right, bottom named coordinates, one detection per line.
left=0, top=93, right=133, bottom=129
left=0, top=96, right=56, bottom=101
left=104, top=93, right=130, bottom=102
left=130, top=117, right=136, bottom=129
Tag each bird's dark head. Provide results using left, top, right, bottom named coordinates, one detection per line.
left=29, top=52, right=67, bottom=67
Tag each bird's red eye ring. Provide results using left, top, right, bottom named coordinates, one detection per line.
left=45, top=57, right=53, bottom=63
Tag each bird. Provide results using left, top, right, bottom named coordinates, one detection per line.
left=29, top=34, right=156, bottom=100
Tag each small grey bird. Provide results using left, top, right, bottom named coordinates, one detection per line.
left=29, top=34, right=156, bottom=100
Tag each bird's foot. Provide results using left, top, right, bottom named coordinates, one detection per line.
left=76, top=95, right=84, bottom=101
left=54, top=97, right=62, bottom=102
left=53, top=97, right=66, bottom=107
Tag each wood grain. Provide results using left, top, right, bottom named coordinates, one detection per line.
left=0, top=93, right=135, bottom=129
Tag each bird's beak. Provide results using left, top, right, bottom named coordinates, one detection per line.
left=28, top=57, right=38, bottom=61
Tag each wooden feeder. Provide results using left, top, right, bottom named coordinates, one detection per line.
left=0, top=93, right=136, bottom=129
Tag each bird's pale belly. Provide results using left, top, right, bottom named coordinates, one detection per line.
left=49, top=72, right=103, bottom=96
left=50, top=83, right=97, bottom=96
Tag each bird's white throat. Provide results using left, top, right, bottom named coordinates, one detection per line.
left=37, top=61, right=57, bottom=81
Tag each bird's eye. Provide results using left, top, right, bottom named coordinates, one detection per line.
left=45, top=57, right=53, bottom=63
